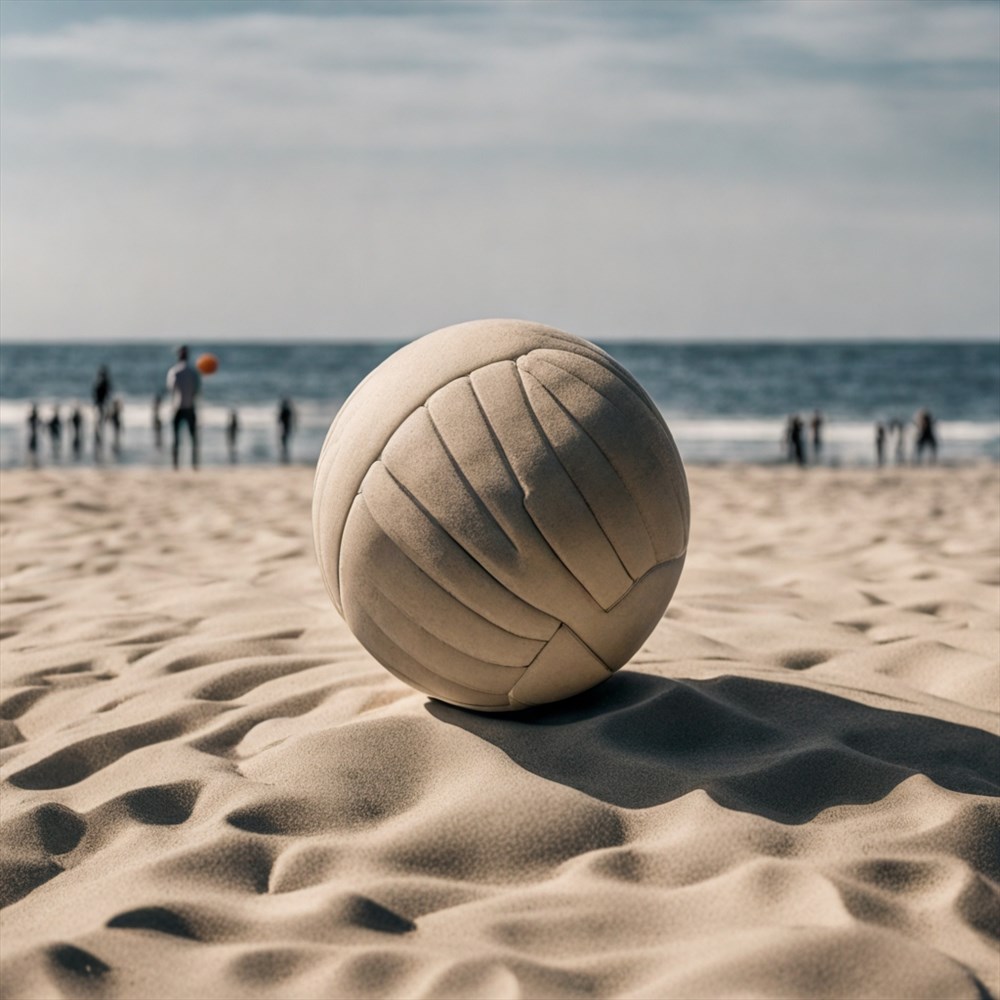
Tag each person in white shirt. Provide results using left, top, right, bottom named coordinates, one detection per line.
left=166, top=345, right=201, bottom=469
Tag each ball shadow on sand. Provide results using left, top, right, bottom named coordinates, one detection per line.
left=426, top=673, right=1000, bottom=825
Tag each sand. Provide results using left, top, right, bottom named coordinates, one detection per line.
left=1, top=463, right=997, bottom=1000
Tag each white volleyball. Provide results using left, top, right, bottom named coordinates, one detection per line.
left=313, top=319, right=690, bottom=711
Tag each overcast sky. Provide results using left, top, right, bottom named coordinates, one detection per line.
left=1, top=0, right=998, bottom=342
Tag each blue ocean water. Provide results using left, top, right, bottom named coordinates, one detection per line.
left=1, top=341, right=997, bottom=467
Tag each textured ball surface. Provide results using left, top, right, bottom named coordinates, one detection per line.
left=313, top=320, right=690, bottom=711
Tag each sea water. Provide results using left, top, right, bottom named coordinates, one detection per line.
left=1, top=340, right=997, bottom=468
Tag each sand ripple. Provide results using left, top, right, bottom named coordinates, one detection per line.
left=1, top=466, right=997, bottom=999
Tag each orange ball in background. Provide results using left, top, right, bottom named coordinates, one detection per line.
left=196, top=353, right=219, bottom=375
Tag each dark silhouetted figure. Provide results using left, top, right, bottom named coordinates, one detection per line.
left=152, top=393, right=163, bottom=451
left=810, top=410, right=823, bottom=464
left=166, top=346, right=200, bottom=469
left=889, top=418, right=905, bottom=465
left=26, top=405, right=40, bottom=465
left=277, top=398, right=295, bottom=464
left=92, top=366, right=112, bottom=454
left=914, top=409, right=937, bottom=464
left=71, top=406, right=84, bottom=460
left=110, top=399, right=123, bottom=457
left=48, top=407, right=62, bottom=461
left=785, top=415, right=806, bottom=467
left=875, top=422, right=886, bottom=468
left=226, top=409, right=239, bottom=464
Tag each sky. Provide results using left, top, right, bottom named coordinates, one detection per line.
left=1, top=0, right=998, bottom=342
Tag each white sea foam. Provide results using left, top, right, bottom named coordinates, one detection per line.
left=3, top=402, right=996, bottom=468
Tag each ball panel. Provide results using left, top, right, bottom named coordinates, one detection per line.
left=517, top=365, right=657, bottom=580
left=360, top=461, right=560, bottom=642
left=355, top=581, right=526, bottom=695
left=426, top=377, right=523, bottom=537
left=531, top=350, right=690, bottom=533
left=380, top=406, right=527, bottom=586
left=341, top=498, right=526, bottom=696
left=508, top=625, right=612, bottom=708
left=382, top=406, right=518, bottom=567
left=468, top=360, right=634, bottom=610
left=523, top=346, right=671, bottom=440
left=313, top=319, right=621, bottom=611
left=346, top=597, right=515, bottom=710
left=519, top=352, right=689, bottom=560
left=345, top=498, right=546, bottom=668
left=377, top=394, right=609, bottom=631
left=568, top=554, right=686, bottom=669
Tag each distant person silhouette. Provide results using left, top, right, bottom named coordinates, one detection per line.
left=110, top=399, right=124, bottom=458
left=810, top=409, right=824, bottom=463
left=889, top=418, right=905, bottom=465
left=785, top=414, right=806, bottom=467
left=70, top=406, right=84, bottom=460
left=26, top=405, right=40, bottom=465
left=226, top=409, right=239, bottom=464
left=92, top=365, right=112, bottom=453
left=152, top=393, right=164, bottom=451
left=875, top=421, right=886, bottom=468
left=914, top=408, right=937, bottom=464
left=166, top=346, right=201, bottom=470
left=48, top=407, right=62, bottom=461
left=277, top=398, right=295, bottom=463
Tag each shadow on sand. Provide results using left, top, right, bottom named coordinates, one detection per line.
left=427, top=672, right=1000, bottom=825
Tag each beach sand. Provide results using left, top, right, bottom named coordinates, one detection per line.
left=1, top=464, right=997, bottom=1000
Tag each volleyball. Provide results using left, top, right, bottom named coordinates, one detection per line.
left=313, top=319, right=690, bottom=711
left=196, top=353, right=219, bottom=375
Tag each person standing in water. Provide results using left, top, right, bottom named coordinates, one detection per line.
left=92, top=366, right=112, bottom=455
left=875, top=421, right=886, bottom=468
left=166, top=346, right=201, bottom=470
left=785, top=414, right=806, bottom=467
left=48, top=407, right=62, bottom=461
left=226, top=409, right=239, bottom=464
left=914, top=408, right=938, bottom=464
left=277, top=398, right=295, bottom=464
left=70, top=406, right=84, bottom=460
left=26, top=405, right=40, bottom=465
left=810, top=410, right=824, bottom=464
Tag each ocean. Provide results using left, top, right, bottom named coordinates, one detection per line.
left=1, top=340, right=997, bottom=468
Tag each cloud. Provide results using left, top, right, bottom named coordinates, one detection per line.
left=0, top=1, right=997, bottom=341
left=728, top=0, right=1000, bottom=65
left=2, top=10, right=748, bottom=153
left=3, top=2, right=996, bottom=156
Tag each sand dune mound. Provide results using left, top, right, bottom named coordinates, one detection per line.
left=2, top=466, right=997, bottom=999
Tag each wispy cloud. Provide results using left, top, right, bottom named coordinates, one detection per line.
left=4, top=3, right=996, bottom=153
left=1, top=0, right=997, bottom=341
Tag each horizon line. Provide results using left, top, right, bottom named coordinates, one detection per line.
left=3, top=336, right=999, bottom=348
